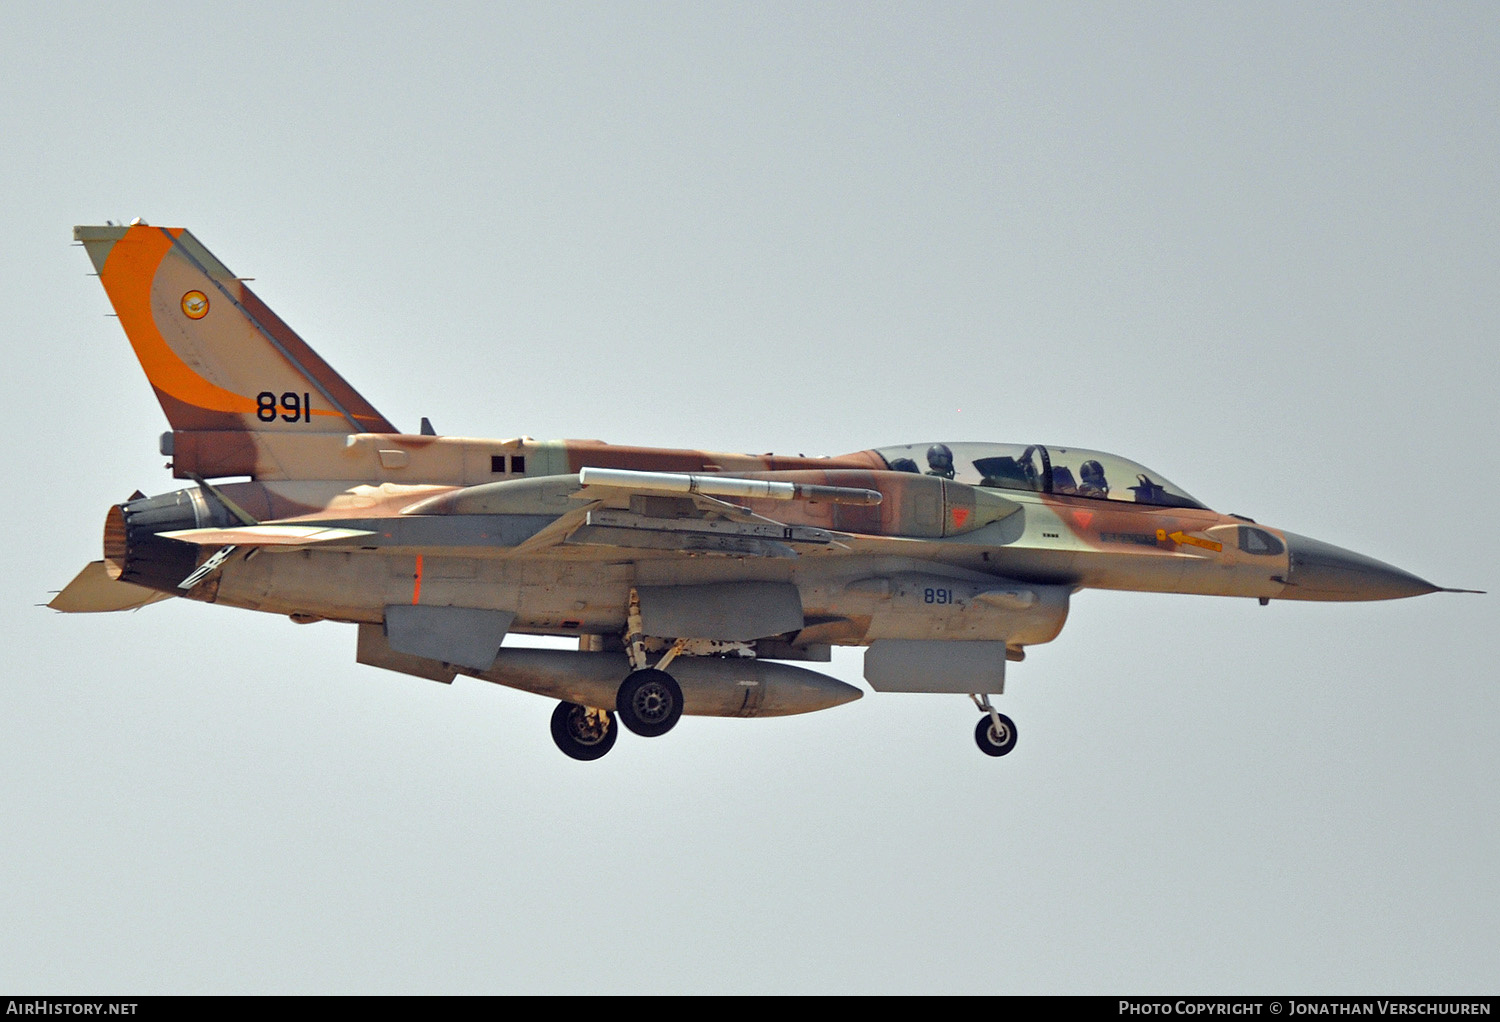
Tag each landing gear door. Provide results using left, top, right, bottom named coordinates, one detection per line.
left=864, top=639, right=1008, bottom=693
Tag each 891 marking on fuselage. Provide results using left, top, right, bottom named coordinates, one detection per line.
left=257, top=391, right=312, bottom=423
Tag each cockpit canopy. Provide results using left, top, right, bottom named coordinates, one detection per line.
left=875, top=442, right=1207, bottom=510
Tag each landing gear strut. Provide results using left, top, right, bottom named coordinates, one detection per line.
left=970, top=693, right=1017, bottom=757
left=613, top=587, right=686, bottom=739
left=550, top=702, right=619, bottom=761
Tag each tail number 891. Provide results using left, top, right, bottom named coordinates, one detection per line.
left=257, top=391, right=312, bottom=423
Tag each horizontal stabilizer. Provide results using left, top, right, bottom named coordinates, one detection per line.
left=49, top=561, right=171, bottom=613
left=159, top=524, right=375, bottom=546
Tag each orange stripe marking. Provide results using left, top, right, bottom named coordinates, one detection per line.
left=412, top=554, right=423, bottom=605
left=100, top=227, right=258, bottom=415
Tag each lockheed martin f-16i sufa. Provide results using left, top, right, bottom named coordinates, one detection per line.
left=51, top=222, right=1481, bottom=760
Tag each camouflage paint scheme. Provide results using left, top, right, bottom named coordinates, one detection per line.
left=52, top=224, right=1472, bottom=760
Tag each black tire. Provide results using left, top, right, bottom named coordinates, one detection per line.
left=550, top=702, right=618, bottom=761
left=615, top=669, right=684, bottom=738
left=974, top=712, right=1018, bottom=757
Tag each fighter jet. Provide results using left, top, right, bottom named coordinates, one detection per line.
left=51, top=223, right=1479, bottom=760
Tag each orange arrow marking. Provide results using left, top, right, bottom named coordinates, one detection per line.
left=1156, top=528, right=1222, bottom=552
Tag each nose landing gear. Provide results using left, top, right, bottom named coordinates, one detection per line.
left=970, top=693, right=1017, bottom=757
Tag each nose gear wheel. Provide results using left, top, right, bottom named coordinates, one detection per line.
left=969, top=692, right=1017, bottom=757
left=973, top=711, right=1017, bottom=756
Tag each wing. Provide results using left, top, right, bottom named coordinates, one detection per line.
left=392, top=469, right=881, bottom=559
left=559, top=468, right=880, bottom=557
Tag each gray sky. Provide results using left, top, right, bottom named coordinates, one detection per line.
left=3, top=1, right=1496, bottom=994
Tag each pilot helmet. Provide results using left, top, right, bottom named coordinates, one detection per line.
left=926, top=444, right=954, bottom=471
left=1080, top=460, right=1106, bottom=486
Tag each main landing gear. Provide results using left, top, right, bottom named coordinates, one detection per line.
left=615, top=668, right=684, bottom=737
left=614, top=587, right=685, bottom=738
left=970, top=693, right=1017, bottom=757
left=550, top=702, right=619, bottom=761
left=550, top=588, right=688, bottom=760
left=547, top=668, right=684, bottom=761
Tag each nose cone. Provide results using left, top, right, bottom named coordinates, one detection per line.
left=1280, top=531, right=1440, bottom=601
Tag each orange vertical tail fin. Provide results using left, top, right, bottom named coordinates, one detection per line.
left=78, top=223, right=397, bottom=478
